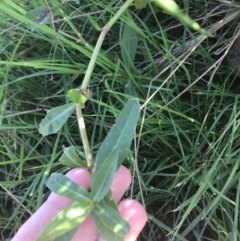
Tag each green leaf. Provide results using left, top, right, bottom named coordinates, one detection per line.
left=68, top=89, right=86, bottom=108
left=46, top=173, right=90, bottom=203
left=96, top=203, right=130, bottom=236
left=124, top=80, right=138, bottom=98
left=135, top=0, right=148, bottom=9
left=39, top=103, right=75, bottom=136
left=121, top=20, right=138, bottom=67
left=87, top=15, right=102, bottom=31
left=60, top=146, right=88, bottom=168
left=90, top=149, right=119, bottom=202
left=94, top=99, right=140, bottom=173
left=51, top=226, right=78, bottom=241
left=92, top=203, right=130, bottom=240
left=102, top=190, right=118, bottom=210
left=153, top=0, right=213, bottom=37
left=92, top=210, right=123, bottom=241
left=36, top=201, right=93, bottom=241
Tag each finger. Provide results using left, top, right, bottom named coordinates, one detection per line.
left=71, top=165, right=132, bottom=241
left=111, top=165, right=132, bottom=203
left=12, top=168, right=91, bottom=241
left=119, top=199, right=147, bottom=241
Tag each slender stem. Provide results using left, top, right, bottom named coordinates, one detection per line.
left=81, top=28, right=107, bottom=89
left=76, top=105, right=94, bottom=167
left=78, top=0, right=134, bottom=166
left=81, top=0, right=134, bottom=89
left=107, top=0, right=134, bottom=29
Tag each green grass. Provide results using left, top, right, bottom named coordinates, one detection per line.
left=1, top=0, right=240, bottom=240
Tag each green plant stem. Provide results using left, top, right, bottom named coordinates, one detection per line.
left=57, top=7, right=124, bottom=74
left=81, top=0, right=134, bottom=89
left=76, top=105, right=94, bottom=168
left=78, top=0, right=134, bottom=166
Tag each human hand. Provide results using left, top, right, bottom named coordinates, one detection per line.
left=12, top=165, right=147, bottom=241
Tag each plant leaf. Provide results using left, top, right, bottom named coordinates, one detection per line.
left=92, top=209, right=123, bottom=241
left=92, top=203, right=130, bottom=240
left=68, top=89, right=89, bottom=108
left=39, top=103, right=75, bottom=136
left=124, top=80, right=138, bottom=98
left=135, top=0, right=148, bottom=9
left=121, top=20, right=138, bottom=67
left=90, top=149, right=118, bottom=202
left=51, top=226, right=78, bottom=241
left=102, top=190, right=118, bottom=210
left=60, top=146, right=88, bottom=168
left=46, top=173, right=90, bottom=203
left=94, top=99, right=140, bottom=173
left=35, top=201, right=93, bottom=241
left=96, top=203, right=130, bottom=237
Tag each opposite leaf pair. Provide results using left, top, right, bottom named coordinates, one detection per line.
left=36, top=149, right=129, bottom=241
left=36, top=99, right=141, bottom=240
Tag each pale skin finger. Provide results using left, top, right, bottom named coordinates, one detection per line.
left=74, top=166, right=147, bottom=241
left=71, top=165, right=132, bottom=241
left=12, top=168, right=91, bottom=241
left=12, top=166, right=146, bottom=241
left=119, top=199, right=147, bottom=241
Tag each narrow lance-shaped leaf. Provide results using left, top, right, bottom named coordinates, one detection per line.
left=90, top=149, right=119, bottom=202
left=135, top=0, right=148, bottom=9
left=102, top=190, right=118, bottom=210
left=124, top=80, right=138, bottom=98
left=94, top=99, right=140, bottom=173
left=121, top=18, right=138, bottom=67
left=46, top=173, right=90, bottom=203
left=51, top=226, right=78, bottom=241
left=60, top=146, right=88, bottom=168
left=35, top=201, right=94, bottom=241
left=92, top=209, right=123, bottom=241
left=95, top=203, right=130, bottom=237
left=39, top=103, right=75, bottom=136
